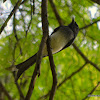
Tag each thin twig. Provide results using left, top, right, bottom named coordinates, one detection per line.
left=33, top=0, right=35, bottom=14
left=13, top=13, right=19, bottom=41
left=0, top=0, right=22, bottom=34
left=49, top=0, right=63, bottom=25
left=13, top=13, right=22, bottom=55
left=79, top=19, right=100, bottom=30
left=26, top=0, right=33, bottom=36
left=0, top=81, right=13, bottom=100
left=38, top=92, right=50, bottom=100
left=83, top=82, right=100, bottom=100
left=20, top=0, right=28, bottom=5
left=13, top=72, right=25, bottom=100
left=11, top=37, right=24, bottom=100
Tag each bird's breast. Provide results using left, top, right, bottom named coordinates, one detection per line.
left=50, top=31, right=68, bottom=54
left=42, top=31, right=70, bottom=56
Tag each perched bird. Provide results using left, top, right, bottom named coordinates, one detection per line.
left=16, top=18, right=79, bottom=81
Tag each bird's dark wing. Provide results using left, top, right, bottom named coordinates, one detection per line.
left=51, top=26, right=62, bottom=35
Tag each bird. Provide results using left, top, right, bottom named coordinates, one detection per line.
left=15, top=18, right=79, bottom=81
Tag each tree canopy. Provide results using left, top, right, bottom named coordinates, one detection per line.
left=0, top=0, right=100, bottom=100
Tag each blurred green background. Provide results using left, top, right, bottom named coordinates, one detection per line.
left=0, top=0, right=100, bottom=100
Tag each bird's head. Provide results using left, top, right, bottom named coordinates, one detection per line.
left=68, top=18, right=79, bottom=36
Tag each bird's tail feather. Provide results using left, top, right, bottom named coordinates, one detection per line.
left=15, top=53, right=37, bottom=81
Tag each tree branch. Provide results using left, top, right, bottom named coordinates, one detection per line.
left=0, top=0, right=22, bottom=34
left=47, top=37, right=57, bottom=100
left=49, top=0, right=63, bottom=25
left=24, top=66, right=37, bottom=100
left=79, top=19, right=100, bottom=30
left=72, top=43, right=100, bottom=71
left=44, top=0, right=57, bottom=99
left=24, top=0, right=49, bottom=99
left=0, top=81, right=13, bottom=100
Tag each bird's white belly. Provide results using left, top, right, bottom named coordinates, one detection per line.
left=42, top=31, right=68, bottom=56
